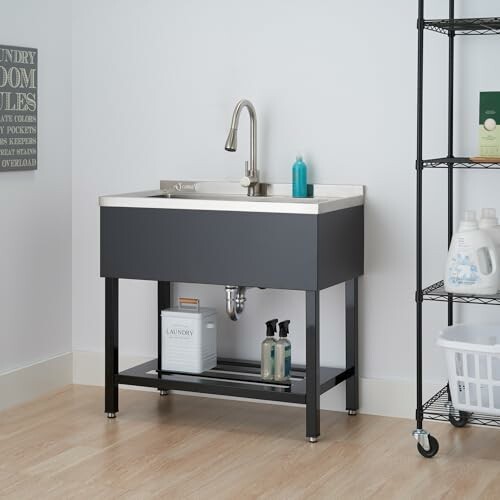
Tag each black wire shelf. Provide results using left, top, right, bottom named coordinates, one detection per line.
left=423, top=281, right=500, bottom=305
left=423, top=386, right=500, bottom=427
left=424, top=17, right=500, bottom=36
left=422, top=157, right=500, bottom=169
left=118, top=358, right=353, bottom=405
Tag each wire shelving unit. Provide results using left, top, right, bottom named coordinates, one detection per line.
left=415, top=2, right=500, bottom=458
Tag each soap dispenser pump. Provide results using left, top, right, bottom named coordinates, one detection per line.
left=261, top=319, right=278, bottom=381
left=275, top=320, right=292, bottom=382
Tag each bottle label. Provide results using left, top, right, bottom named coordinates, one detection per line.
left=284, top=345, right=291, bottom=377
left=448, top=252, right=480, bottom=286
left=261, top=343, right=275, bottom=379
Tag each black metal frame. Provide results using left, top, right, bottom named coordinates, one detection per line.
left=105, top=278, right=119, bottom=415
left=105, top=277, right=359, bottom=440
left=415, top=1, right=500, bottom=450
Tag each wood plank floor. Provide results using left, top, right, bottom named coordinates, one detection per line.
left=1, top=386, right=500, bottom=499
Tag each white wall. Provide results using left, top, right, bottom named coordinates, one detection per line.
left=71, top=0, right=498, bottom=412
left=0, top=0, right=72, bottom=375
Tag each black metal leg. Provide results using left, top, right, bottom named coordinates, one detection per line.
left=158, top=281, right=171, bottom=394
left=346, top=278, right=359, bottom=414
left=306, top=290, right=320, bottom=442
left=447, top=0, right=455, bottom=330
left=415, top=0, right=425, bottom=433
left=158, top=281, right=171, bottom=371
left=105, top=278, right=119, bottom=416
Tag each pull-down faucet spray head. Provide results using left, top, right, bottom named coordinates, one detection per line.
left=224, top=128, right=238, bottom=152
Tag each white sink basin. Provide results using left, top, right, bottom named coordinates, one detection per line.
left=99, top=181, right=364, bottom=215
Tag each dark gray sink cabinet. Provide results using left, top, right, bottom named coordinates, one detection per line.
left=101, top=205, right=363, bottom=441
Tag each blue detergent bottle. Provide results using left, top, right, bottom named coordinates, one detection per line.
left=292, top=155, right=308, bottom=198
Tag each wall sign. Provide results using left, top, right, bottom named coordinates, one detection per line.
left=0, top=44, right=38, bottom=172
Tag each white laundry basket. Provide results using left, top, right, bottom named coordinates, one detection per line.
left=437, top=323, right=500, bottom=416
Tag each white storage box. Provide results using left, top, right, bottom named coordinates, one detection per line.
left=161, top=298, right=217, bottom=374
left=437, top=323, right=500, bottom=416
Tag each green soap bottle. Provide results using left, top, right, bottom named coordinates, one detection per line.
left=261, top=319, right=278, bottom=381
left=275, top=320, right=291, bottom=382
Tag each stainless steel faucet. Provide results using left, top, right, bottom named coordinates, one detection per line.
left=224, top=99, right=260, bottom=196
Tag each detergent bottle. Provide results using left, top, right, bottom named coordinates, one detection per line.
left=445, top=210, right=499, bottom=295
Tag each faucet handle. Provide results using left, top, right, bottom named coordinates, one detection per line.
left=240, top=161, right=251, bottom=188
left=240, top=175, right=252, bottom=188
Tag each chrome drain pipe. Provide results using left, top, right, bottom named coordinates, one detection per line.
left=225, top=286, right=248, bottom=321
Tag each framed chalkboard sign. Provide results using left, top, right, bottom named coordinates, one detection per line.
left=0, top=45, right=38, bottom=172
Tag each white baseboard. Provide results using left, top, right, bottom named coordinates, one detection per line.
left=0, top=353, right=73, bottom=412
left=73, top=351, right=152, bottom=386
left=72, top=350, right=443, bottom=419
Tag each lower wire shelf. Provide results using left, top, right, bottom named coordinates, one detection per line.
left=423, top=385, right=500, bottom=428
left=118, top=358, right=353, bottom=405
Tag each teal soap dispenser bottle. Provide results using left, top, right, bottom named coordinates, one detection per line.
left=292, top=155, right=308, bottom=198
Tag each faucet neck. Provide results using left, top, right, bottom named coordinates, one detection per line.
left=229, top=100, right=258, bottom=184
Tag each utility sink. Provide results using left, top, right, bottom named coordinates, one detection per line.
left=99, top=181, right=364, bottom=215
left=101, top=97, right=364, bottom=441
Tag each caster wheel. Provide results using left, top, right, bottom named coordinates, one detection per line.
left=417, top=434, right=439, bottom=458
left=449, top=411, right=470, bottom=428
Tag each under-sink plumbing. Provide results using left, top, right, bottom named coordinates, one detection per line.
left=225, top=286, right=248, bottom=321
